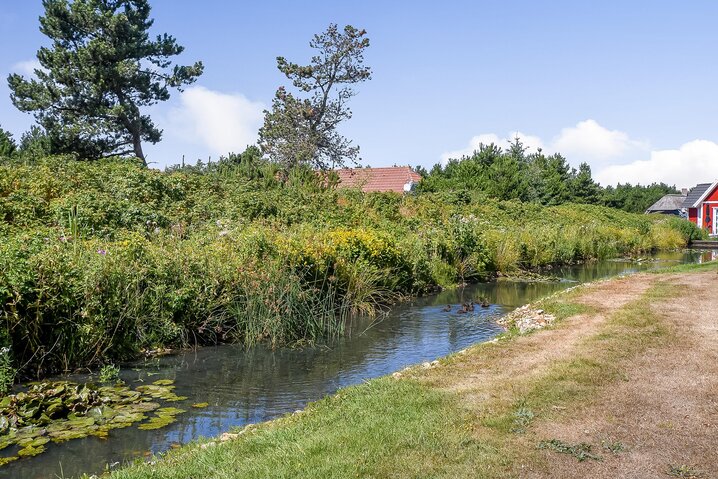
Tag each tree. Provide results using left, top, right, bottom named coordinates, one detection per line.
left=0, top=125, right=17, bottom=158
left=18, top=126, right=53, bottom=159
left=570, top=162, right=601, bottom=204
left=7, top=0, right=203, bottom=165
left=259, top=24, right=371, bottom=171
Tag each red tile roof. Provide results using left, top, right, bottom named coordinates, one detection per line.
left=334, top=167, right=422, bottom=193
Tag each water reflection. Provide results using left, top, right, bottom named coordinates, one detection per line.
left=3, top=249, right=714, bottom=479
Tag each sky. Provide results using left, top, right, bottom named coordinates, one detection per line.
left=1, top=0, right=717, bottom=187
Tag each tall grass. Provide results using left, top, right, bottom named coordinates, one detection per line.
left=0, top=157, right=702, bottom=379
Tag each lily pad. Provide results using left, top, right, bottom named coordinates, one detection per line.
left=137, top=415, right=177, bottom=430
left=48, top=429, right=89, bottom=443
left=191, top=402, right=209, bottom=408
left=17, top=436, right=50, bottom=448
left=17, top=444, right=45, bottom=458
left=152, top=379, right=174, bottom=386
left=0, top=456, right=18, bottom=466
left=156, top=407, right=185, bottom=416
left=0, top=378, right=198, bottom=465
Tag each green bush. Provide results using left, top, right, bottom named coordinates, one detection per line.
left=0, top=157, right=695, bottom=378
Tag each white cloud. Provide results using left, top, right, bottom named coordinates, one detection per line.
left=551, top=119, right=648, bottom=165
left=595, top=140, right=718, bottom=188
left=164, top=86, right=265, bottom=156
left=10, top=59, right=42, bottom=77
left=440, top=131, right=544, bottom=164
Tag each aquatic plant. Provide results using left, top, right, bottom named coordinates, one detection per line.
left=0, top=379, right=189, bottom=465
left=99, top=364, right=121, bottom=383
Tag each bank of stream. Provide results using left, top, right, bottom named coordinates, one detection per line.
left=2, top=249, right=715, bottom=479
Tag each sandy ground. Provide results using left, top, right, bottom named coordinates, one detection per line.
left=434, top=276, right=654, bottom=414
left=524, top=272, right=718, bottom=479
left=427, top=272, right=717, bottom=478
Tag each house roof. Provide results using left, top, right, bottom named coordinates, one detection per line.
left=334, top=167, right=422, bottom=193
left=645, top=194, right=687, bottom=213
left=683, top=182, right=715, bottom=208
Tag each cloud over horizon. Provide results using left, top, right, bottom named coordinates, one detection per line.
left=550, top=119, right=649, bottom=166
left=163, top=86, right=265, bottom=158
left=595, top=140, right=718, bottom=188
left=441, top=120, right=716, bottom=188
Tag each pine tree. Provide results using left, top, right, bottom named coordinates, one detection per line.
left=8, top=0, right=203, bottom=165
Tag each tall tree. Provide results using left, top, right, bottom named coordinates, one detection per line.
left=570, top=162, right=601, bottom=204
left=259, top=24, right=371, bottom=171
left=0, top=125, right=17, bottom=158
left=7, top=0, right=203, bottom=165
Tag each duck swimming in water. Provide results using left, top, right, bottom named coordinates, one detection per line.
left=441, top=304, right=452, bottom=312
left=480, top=298, right=490, bottom=308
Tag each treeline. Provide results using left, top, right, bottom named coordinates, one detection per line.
left=417, top=139, right=677, bottom=214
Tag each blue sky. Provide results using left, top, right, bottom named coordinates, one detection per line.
left=1, top=1, right=717, bottom=187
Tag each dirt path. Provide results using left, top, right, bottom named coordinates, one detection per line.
left=421, top=271, right=718, bottom=478
left=428, top=276, right=652, bottom=400
left=526, top=272, right=718, bottom=479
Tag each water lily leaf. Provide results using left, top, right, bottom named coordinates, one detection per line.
left=13, top=426, right=46, bottom=442
left=65, top=417, right=95, bottom=428
left=118, top=401, right=160, bottom=413
left=137, top=415, right=177, bottom=431
left=110, top=412, right=146, bottom=424
left=156, top=407, right=185, bottom=416
left=191, top=402, right=209, bottom=408
left=165, top=395, right=188, bottom=402
left=0, top=437, right=14, bottom=452
left=45, top=421, right=70, bottom=433
left=17, top=444, right=46, bottom=457
left=48, top=429, right=89, bottom=443
left=45, top=399, right=64, bottom=417
left=152, top=379, right=174, bottom=386
left=0, top=456, right=18, bottom=466
left=17, top=436, right=50, bottom=448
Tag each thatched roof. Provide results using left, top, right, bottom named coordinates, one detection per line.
left=646, top=194, right=687, bottom=213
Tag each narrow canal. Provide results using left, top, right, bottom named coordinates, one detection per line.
left=3, top=250, right=715, bottom=478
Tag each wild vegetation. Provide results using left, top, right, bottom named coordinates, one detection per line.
left=0, top=154, right=701, bottom=380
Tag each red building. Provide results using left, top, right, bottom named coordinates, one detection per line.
left=684, top=181, right=718, bottom=236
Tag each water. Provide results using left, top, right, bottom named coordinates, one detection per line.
left=3, top=250, right=715, bottom=478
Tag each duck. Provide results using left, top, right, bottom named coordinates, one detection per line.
left=441, top=304, right=452, bottom=312
left=480, top=298, right=490, bottom=308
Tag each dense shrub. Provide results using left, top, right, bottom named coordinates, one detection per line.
left=0, top=157, right=697, bottom=378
